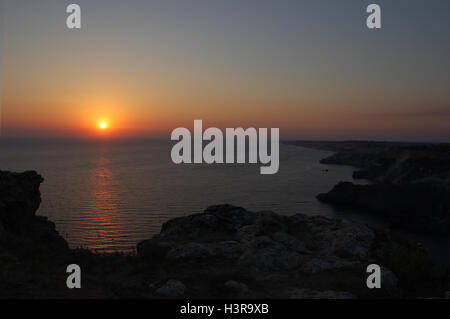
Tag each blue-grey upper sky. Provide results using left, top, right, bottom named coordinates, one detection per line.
left=1, top=0, right=450, bottom=141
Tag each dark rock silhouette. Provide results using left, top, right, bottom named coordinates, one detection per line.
left=287, top=141, right=450, bottom=236
left=0, top=170, right=68, bottom=252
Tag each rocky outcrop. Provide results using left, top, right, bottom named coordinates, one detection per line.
left=0, top=171, right=68, bottom=252
left=0, top=171, right=43, bottom=219
left=0, top=171, right=72, bottom=298
left=137, top=204, right=441, bottom=298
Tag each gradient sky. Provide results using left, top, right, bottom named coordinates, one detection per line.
left=1, top=0, right=450, bottom=141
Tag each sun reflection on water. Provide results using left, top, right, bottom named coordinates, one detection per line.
left=79, top=154, right=128, bottom=253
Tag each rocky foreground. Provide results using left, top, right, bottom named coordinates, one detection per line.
left=1, top=170, right=449, bottom=298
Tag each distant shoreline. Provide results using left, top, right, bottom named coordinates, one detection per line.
left=286, top=140, right=450, bottom=238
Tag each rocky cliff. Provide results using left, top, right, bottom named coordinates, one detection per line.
left=287, top=141, right=450, bottom=236
left=0, top=171, right=68, bottom=253
left=137, top=204, right=443, bottom=298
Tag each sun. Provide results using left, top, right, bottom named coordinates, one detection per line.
left=99, top=122, right=108, bottom=130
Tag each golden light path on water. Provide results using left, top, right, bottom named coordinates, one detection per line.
left=76, top=154, right=127, bottom=252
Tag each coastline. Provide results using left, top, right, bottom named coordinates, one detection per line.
left=285, top=140, right=450, bottom=233
left=285, top=140, right=450, bottom=265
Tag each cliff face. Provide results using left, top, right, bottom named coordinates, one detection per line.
left=0, top=171, right=68, bottom=251
left=0, top=171, right=72, bottom=298
left=0, top=171, right=43, bottom=222
left=291, top=141, right=450, bottom=236
left=0, top=171, right=446, bottom=298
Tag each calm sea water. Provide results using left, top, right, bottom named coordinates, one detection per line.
left=0, top=139, right=371, bottom=252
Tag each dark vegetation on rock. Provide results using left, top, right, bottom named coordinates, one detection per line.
left=1, top=170, right=449, bottom=298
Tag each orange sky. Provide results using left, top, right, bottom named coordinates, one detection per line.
left=1, top=1, right=450, bottom=141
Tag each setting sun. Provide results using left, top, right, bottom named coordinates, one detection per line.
left=99, top=122, right=108, bottom=130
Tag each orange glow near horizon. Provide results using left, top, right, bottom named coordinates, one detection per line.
left=2, top=2, right=450, bottom=142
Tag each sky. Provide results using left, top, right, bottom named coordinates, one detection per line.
left=1, top=0, right=450, bottom=141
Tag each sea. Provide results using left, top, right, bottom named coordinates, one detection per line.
left=0, top=138, right=448, bottom=265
